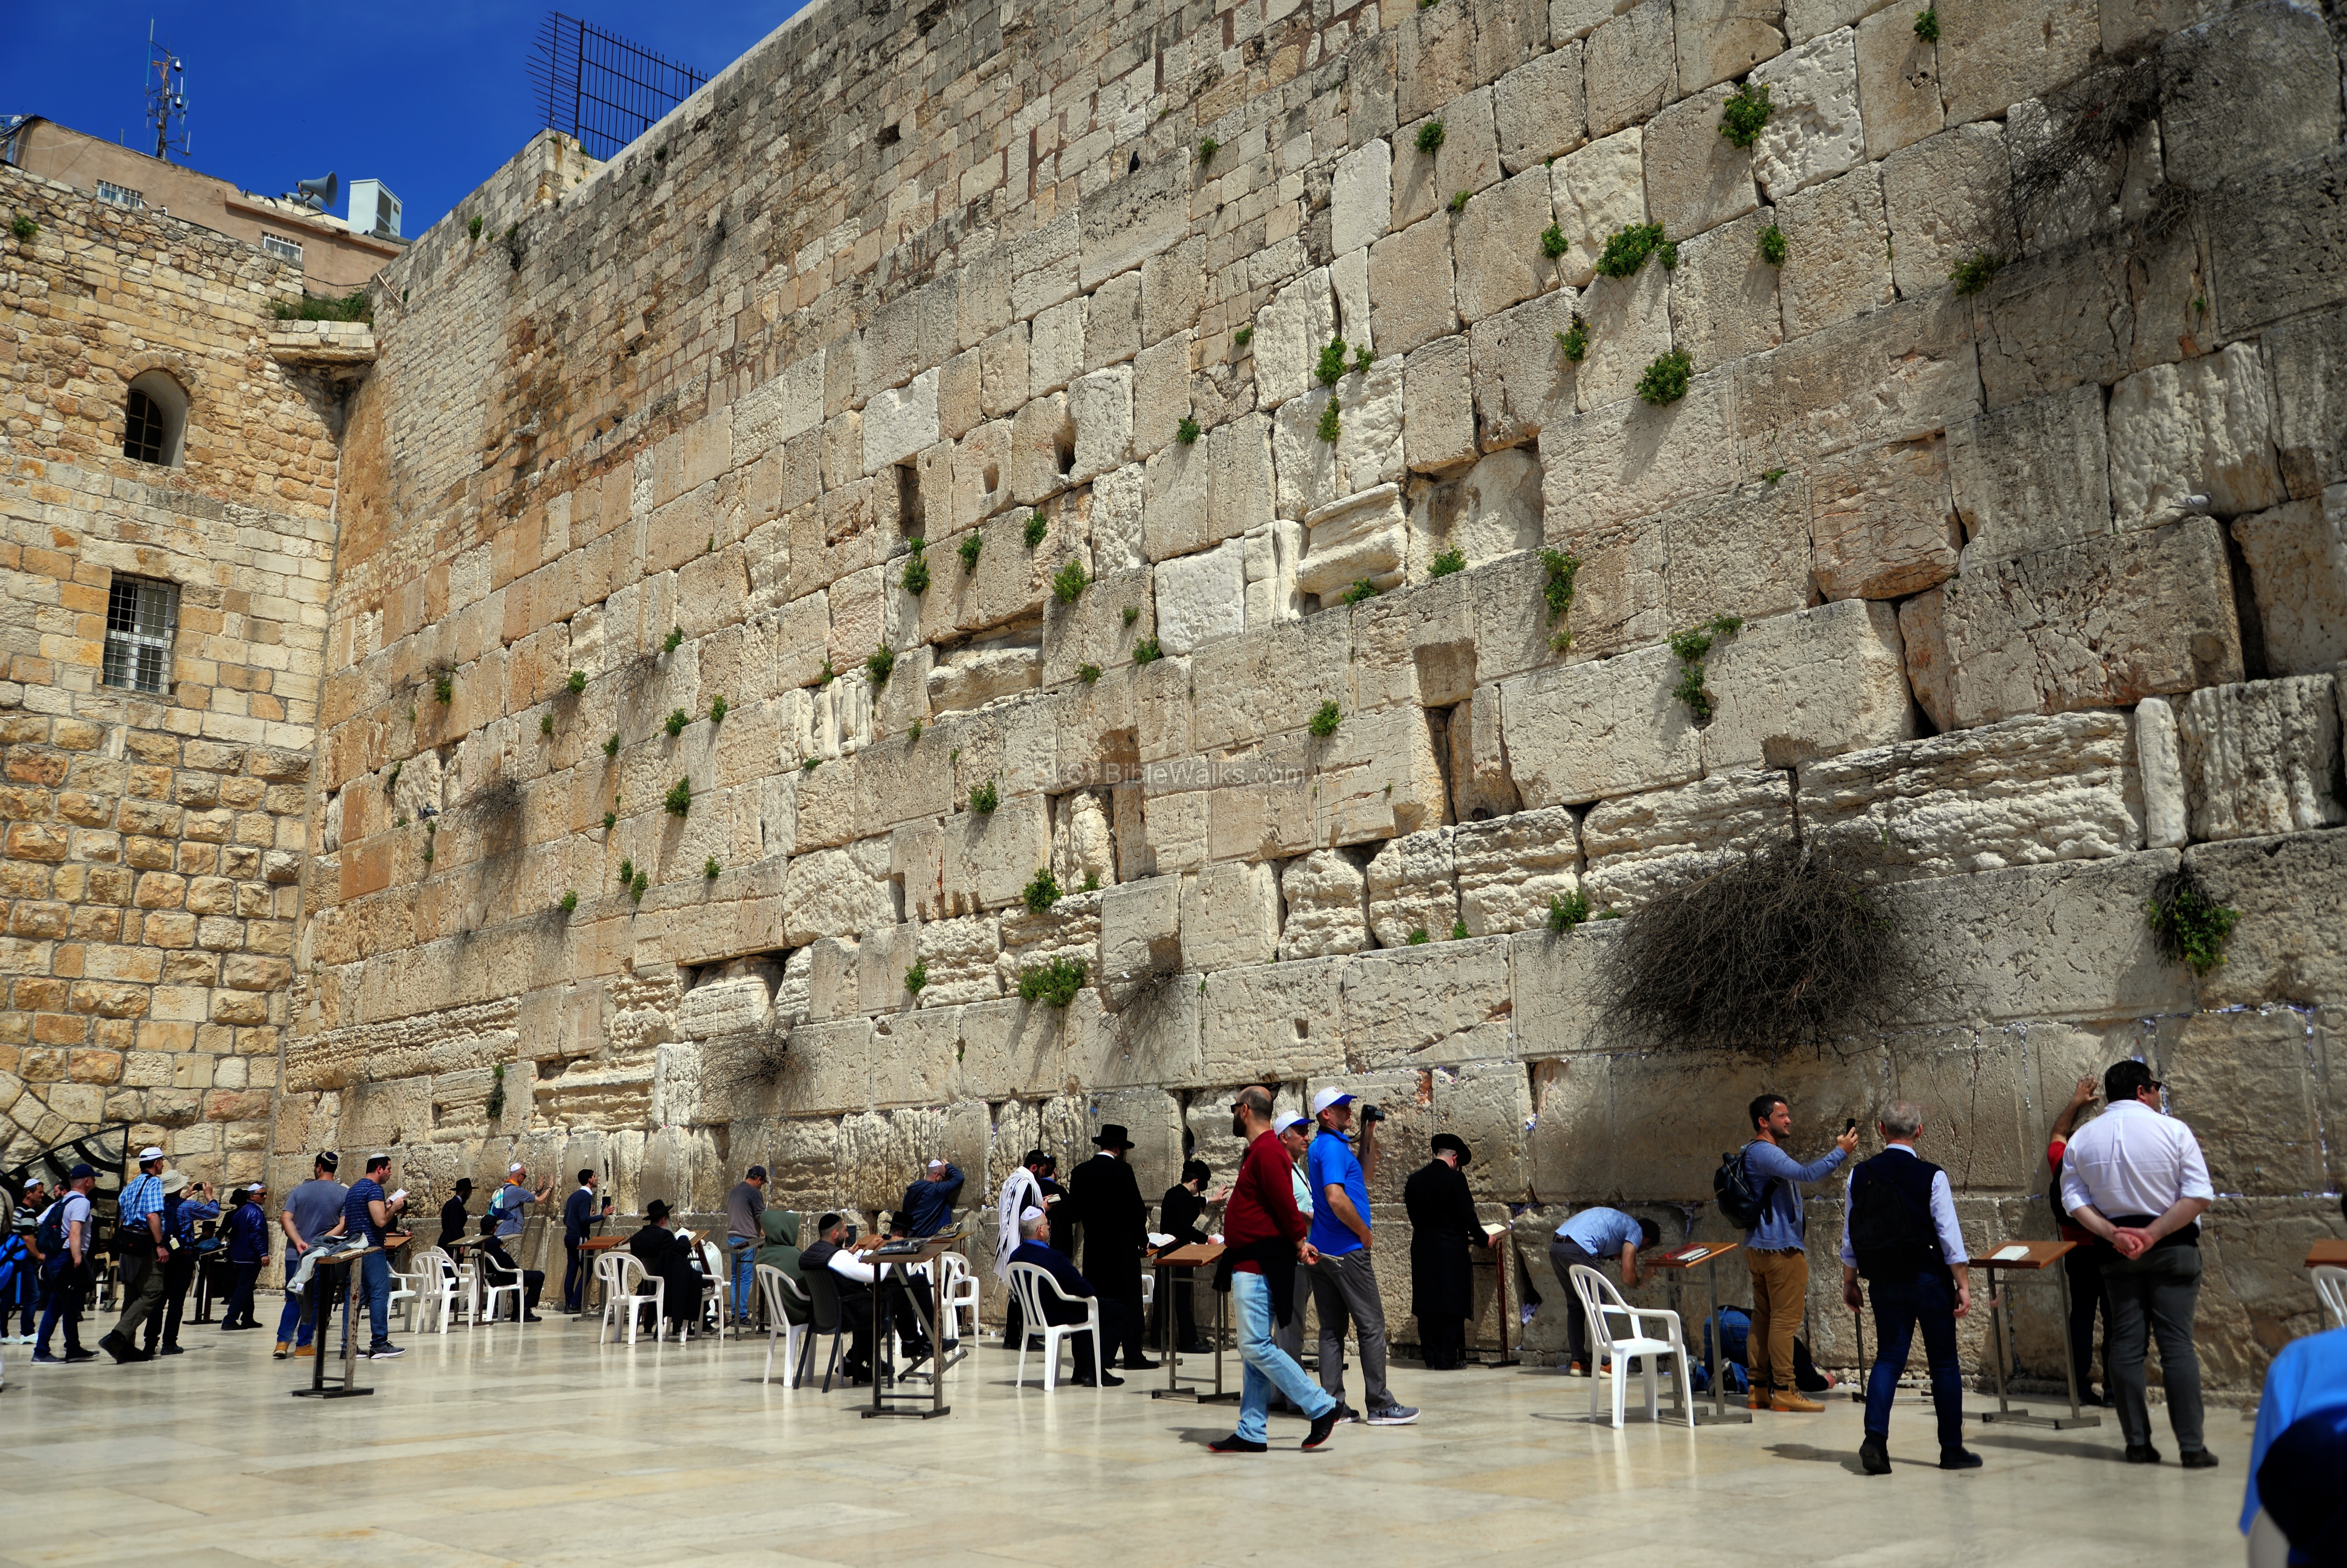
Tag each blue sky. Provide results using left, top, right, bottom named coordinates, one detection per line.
left=2, top=3, right=803, bottom=238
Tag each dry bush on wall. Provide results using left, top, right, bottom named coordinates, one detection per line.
left=1591, top=843, right=1918, bottom=1061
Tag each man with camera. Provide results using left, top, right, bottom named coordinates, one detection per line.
left=1305, top=1087, right=1418, bottom=1427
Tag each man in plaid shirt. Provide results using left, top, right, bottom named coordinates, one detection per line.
left=99, top=1146, right=173, bottom=1364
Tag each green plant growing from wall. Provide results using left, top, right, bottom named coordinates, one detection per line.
left=802, top=757, right=820, bottom=774
left=1717, top=81, right=1774, bottom=148
left=1079, top=663, right=1102, bottom=684
left=630, top=870, right=648, bottom=902
left=1024, top=867, right=1062, bottom=913
left=709, top=695, right=728, bottom=725
left=10, top=216, right=37, bottom=241
left=1199, top=137, right=1220, bottom=165
left=1637, top=349, right=1693, bottom=406
left=1407, top=929, right=1430, bottom=945
left=603, top=733, right=620, bottom=758
left=1316, top=398, right=1342, bottom=443
left=1668, top=616, right=1744, bottom=721
left=1352, top=344, right=1375, bottom=374
left=1540, top=222, right=1568, bottom=259
left=704, top=856, right=720, bottom=880
left=1547, top=891, right=1591, bottom=932
left=384, top=761, right=402, bottom=793
left=663, top=626, right=684, bottom=654
left=1757, top=223, right=1787, bottom=266
left=1540, top=547, right=1580, bottom=651
left=1416, top=119, right=1445, bottom=154
left=559, top=890, right=577, bottom=914
left=1761, top=467, right=1787, bottom=484
left=433, top=673, right=453, bottom=704
left=1024, top=511, right=1048, bottom=548
left=1122, top=605, right=1140, bottom=627
left=468, top=215, right=484, bottom=241
left=1595, top=222, right=1666, bottom=277
left=959, top=531, right=984, bottom=571
left=1018, top=956, right=1088, bottom=1007
left=1949, top=251, right=2005, bottom=295
left=540, top=713, right=554, bottom=737
left=567, top=669, right=587, bottom=694
left=1556, top=312, right=1589, bottom=361
left=665, top=777, right=693, bottom=816
left=2145, top=867, right=2243, bottom=976
left=1083, top=871, right=1101, bottom=892
left=901, top=538, right=930, bottom=595
left=1133, top=637, right=1163, bottom=664
left=1339, top=579, right=1378, bottom=606
left=1913, top=6, right=1938, bottom=40
left=971, top=779, right=1000, bottom=814
left=1309, top=700, right=1343, bottom=738
left=665, top=707, right=689, bottom=737
left=603, top=810, right=616, bottom=830
left=1234, top=325, right=1254, bottom=347
left=486, top=1063, right=505, bottom=1120
left=1450, top=919, right=1470, bottom=940
left=866, top=645, right=895, bottom=686
left=1316, top=337, right=1349, bottom=387
left=1449, top=189, right=1471, bottom=214
left=816, top=657, right=836, bottom=686
left=1430, top=547, right=1467, bottom=578
left=619, top=858, right=635, bottom=886
left=1051, top=560, right=1091, bottom=603
left=1176, top=415, right=1201, bottom=445
left=904, top=961, right=929, bottom=997
left=908, top=719, right=923, bottom=743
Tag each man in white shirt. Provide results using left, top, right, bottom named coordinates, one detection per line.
left=2058, top=1060, right=2217, bottom=1469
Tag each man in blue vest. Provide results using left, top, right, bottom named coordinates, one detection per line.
left=1839, top=1100, right=1980, bottom=1474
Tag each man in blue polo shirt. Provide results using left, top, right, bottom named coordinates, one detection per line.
left=1304, top=1087, right=1418, bottom=1426
left=1548, top=1207, right=1660, bottom=1375
left=336, top=1153, right=408, bottom=1359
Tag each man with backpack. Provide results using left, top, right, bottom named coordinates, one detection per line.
left=1838, top=1101, right=1980, bottom=1474
left=99, top=1145, right=173, bottom=1364
left=31, top=1165, right=99, bottom=1363
left=1722, top=1094, right=1856, bottom=1413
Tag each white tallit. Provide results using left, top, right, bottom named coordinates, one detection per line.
left=995, top=1165, right=1043, bottom=1280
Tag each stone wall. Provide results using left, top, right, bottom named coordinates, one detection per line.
left=0, top=166, right=342, bottom=1187
left=290, top=0, right=2347, bottom=1381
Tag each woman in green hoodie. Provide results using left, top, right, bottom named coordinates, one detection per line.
left=753, top=1209, right=809, bottom=1327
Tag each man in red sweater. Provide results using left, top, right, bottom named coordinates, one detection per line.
left=1211, top=1085, right=1342, bottom=1453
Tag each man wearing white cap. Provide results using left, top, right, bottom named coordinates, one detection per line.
left=99, top=1147, right=171, bottom=1364
left=1306, top=1088, right=1418, bottom=1426
left=492, top=1163, right=552, bottom=1240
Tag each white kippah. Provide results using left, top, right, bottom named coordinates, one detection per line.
left=508, top=1163, right=525, bottom=1173
left=1020, top=1206, right=1045, bottom=1224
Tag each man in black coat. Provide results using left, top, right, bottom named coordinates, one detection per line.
left=1150, top=1159, right=1212, bottom=1354
left=1404, top=1134, right=1489, bottom=1370
left=1067, top=1123, right=1155, bottom=1371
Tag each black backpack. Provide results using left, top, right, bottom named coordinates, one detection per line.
left=1713, top=1144, right=1771, bottom=1230
left=36, top=1197, right=74, bottom=1260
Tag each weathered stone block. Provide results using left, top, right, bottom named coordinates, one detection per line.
left=1750, top=27, right=1867, bottom=201
left=1367, top=214, right=1461, bottom=359
left=1922, top=518, right=2246, bottom=729
left=1546, top=127, right=1649, bottom=288
left=2162, top=1008, right=2328, bottom=1198
left=2230, top=490, right=2347, bottom=677
left=2207, top=147, right=2347, bottom=338
left=1585, top=0, right=1677, bottom=136
left=1853, top=4, right=1941, bottom=158
left=1801, top=711, right=2147, bottom=878
left=1255, top=268, right=1340, bottom=412
left=1402, top=334, right=1481, bottom=476
left=1677, top=0, right=1786, bottom=93
left=1153, top=540, right=1246, bottom=656
left=2159, top=0, right=2342, bottom=194
left=1558, top=475, right=1814, bottom=659
left=1773, top=165, right=1892, bottom=338
left=1879, top=121, right=2015, bottom=302
left=1365, top=828, right=1459, bottom=947
left=1084, top=271, right=1142, bottom=375
left=1068, top=365, right=1133, bottom=487
left=1008, top=393, right=1074, bottom=506
left=1667, top=210, right=1785, bottom=367
left=1400, top=0, right=1481, bottom=121
left=1703, top=598, right=1915, bottom=769
left=2106, top=343, right=2283, bottom=524
left=780, top=848, right=896, bottom=945
left=1453, top=166, right=1558, bottom=326
left=1200, top=960, right=1347, bottom=1082
left=1581, top=768, right=1798, bottom=911
left=2136, top=696, right=2190, bottom=850
left=1279, top=848, right=1373, bottom=958
left=1333, top=139, right=1392, bottom=263
left=1130, top=335, right=1191, bottom=462
left=1642, top=85, right=1760, bottom=241
left=1947, top=382, right=2112, bottom=569
left=1502, top=644, right=1702, bottom=805
left=1143, top=412, right=1276, bottom=562
left=1397, top=90, right=1502, bottom=233
left=1470, top=286, right=1580, bottom=450
left=1573, top=256, right=1676, bottom=410
left=1975, top=228, right=2207, bottom=410
left=1937, top=0, right=2099, bottom=127
left=1541, top=369, right=1739, bottom=539
left=1409, top=448, right=1545, bottom=574
left=1495, top=42, right=1589, bottom=173
left=2176, top=677, right=2347, bottom=842
left=2182, top=828, right=2347, bottom=1008
left=863, top=370, right=940, bottom=474
left=1808, top=434, right=1960, bottom=600
left=1099, top=874, right=1182, bottom=986
left=1734, top=295, right=1978, bottom=472
left=1338, top=941, right=1517, bottom=1068
left=1181, top=861, right=1281, bottom=970
left=1275, top=363, right=1407, bottom=525
left=1453, top=804, right=1581, bottom=934
left=1082, top=157, right=1189, bottom=291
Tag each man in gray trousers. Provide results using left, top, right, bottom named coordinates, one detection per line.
left=1304, top=1087, right=1419, bottom=1426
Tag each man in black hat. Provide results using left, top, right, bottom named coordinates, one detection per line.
left=1404, top=1134, right=1491, bottom=1370
left=1068, top=1123, right=1154, bottom=1372
left=439, top=1177, right=476, bottom=1255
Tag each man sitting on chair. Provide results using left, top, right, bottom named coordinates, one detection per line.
left=802, top=1212, right=931, bottom=1385
left=476, top=1210, right=546, bottom=1322
left=1009, top=1208, right=1120, bottom=1387
left=626, top=1201, right=707, bottom=1335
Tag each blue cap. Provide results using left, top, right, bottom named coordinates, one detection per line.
left=67, top=1163, right=96, bottom=1180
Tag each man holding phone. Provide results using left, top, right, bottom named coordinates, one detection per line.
left=1738, top=1095, right=1858, bottom=1413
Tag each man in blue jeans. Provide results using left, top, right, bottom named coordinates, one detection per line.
left=1209, top=1086, right=1340, bottom=1455
left=274, top=1152, right=346, bottom=1359
left=1838, top=1100, right=1980, bottom=1474
left=723, top=1165, right=767, bottom=1322
left=331, top=1153, right=409, bottom=1359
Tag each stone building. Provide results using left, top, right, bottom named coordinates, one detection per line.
left=12, top=0, right=2347, bottom=1381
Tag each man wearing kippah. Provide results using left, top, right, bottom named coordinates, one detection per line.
left=1007, top=1206, right=1119, bottom=1386
left=494, top=1163, right=551, bottom=1241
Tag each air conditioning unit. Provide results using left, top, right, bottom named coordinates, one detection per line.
left=349, top=178, right=402, bottom=240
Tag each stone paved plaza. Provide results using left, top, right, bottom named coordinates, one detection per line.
left=0, top=1318, right=2244, bottom=1567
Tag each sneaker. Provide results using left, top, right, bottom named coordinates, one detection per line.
left=272, top=1343, right=292, bottom=1359
left=30, top=1351, right=65, bottom=1364
left=368, top=1343, right=404, bottom=1359
left=1365, top=1403, right=1420, bottom=1426
left=1331, top=1403, right=1361, bottom=1424
left=65, top=1348, right=97, bottom=1363
left=1939, top=1448, right=1985, bottom=1471
left=1302, top=1406, right=1341, bottom=1451
left=160, top=1345, right=185, bottom=1356
left=1860, top=1437, right=1891, bottom=1476
left=2179, top=1449, right=2220, bottom=1470
left=1207, top=1434, right=1267, bottom=1454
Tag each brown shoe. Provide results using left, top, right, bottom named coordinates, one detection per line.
left=1748, top=1390, right=1771, bottom=1410
left=272, top=1341, right=292, bottom=1360
left=294, top=1345, right=316, bottom=1359
left=1771, top=1390, right=1825, bottom=1413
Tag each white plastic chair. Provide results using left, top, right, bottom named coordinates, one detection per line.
left=600, top=1252, right=666, bottom=1344
left=757, top=1265, right=811, bottom=1385
left=411, top=1247, right=463, bottom=1334
left=1567, top=1264, right=1694, bottom=1429
left=1007, top=1261, right=1102, bottom=1392
left=385, top=1253, right=423, bottom=1331
left=938, top=1250, right=980, bottom=1345
left=477, top=1246, right=530, bottom=1325
left=2315, top=1265, right=2347, bottom=1330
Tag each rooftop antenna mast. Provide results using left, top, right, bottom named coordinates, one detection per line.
left=145, top=20, right=189, bottom=163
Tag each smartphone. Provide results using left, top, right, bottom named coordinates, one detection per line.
left=1844, top=1118, right=1858, bottom=1134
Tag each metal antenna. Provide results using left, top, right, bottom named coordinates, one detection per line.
left=145, top=19, right=189, bottom=163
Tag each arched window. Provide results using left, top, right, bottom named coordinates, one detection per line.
left=122, top=370, right=189, bottom=466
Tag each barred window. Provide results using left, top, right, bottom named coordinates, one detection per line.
left=97, top=180, right=144, bottom=210
left=102, top=577, right=178, bottom=695
left=259, top=232, right=303, bottom=264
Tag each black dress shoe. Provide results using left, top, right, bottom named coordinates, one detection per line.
left=1177, top=1341, right=1212, bottom=1355
left=160, top=1345, right=185, bottom=1356
left=1939, top=1448, right=1984, bottom=1471
left=1074, top=1372, right=1127, bottom=1387
left=1207, top=1434, right=1267, bottom=1453
left=522, top=1314, right=544, bottom=1323
left=2180, top=1449, right=2220, bottom=1469
left=1124, top=1357, right=1158, bottom=1371
left=1859, top=1437, right=1891, bottom=1475
left=2124, top=1443, right=2162, bottom=1464
left=1302, top=1406, right=1341, bottom=1450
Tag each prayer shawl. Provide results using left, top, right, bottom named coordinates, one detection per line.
left=996, top=1165, right=1043, bottom=1282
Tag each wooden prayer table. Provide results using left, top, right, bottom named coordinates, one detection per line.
left=577, top=1233, right=625, bottom=1318
left=1149, top=1242, right=1238, bottom=1404
left=291, top=1245, right=376, bottom=1401
left=1968, top=1239, right=2101, bottom=1430
left=1647, top=1241, right=1748, bottom=1425
left=2304, top=1240, right=2347, bottom=1267
left=862, top=1236, right=955, bottom=1419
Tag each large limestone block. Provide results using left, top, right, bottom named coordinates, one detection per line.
left=2230, top=491, right=2347, bottom=677
left=1975, top=226, right=2206, bottom=410
left=1773, top=166, right=1892, bottom=337
left=2161, top=1009, right=2329, bottom=1198
left=676, top=972, right=777, bottom=1041
left=1541, top=369, right=1738, bottom=539
left=1397, top=90, right=1503, bottom=233
left=1255, top=268, right=1340, bottom=413
left=2181, top=828, right=2347, bottom=1009
left=1947, top=383, right=2112, bottom=569
left=1922, top=518, right=2246, bottom=728
left=1081, top=157, right=1189, bottom=291
left=1734, top=296, right=1978, bottom=472
left=1403, top=335, right=1480, bottom=477
left=1279, top=849, right=1374, bottom=958
left=1668, top=210, right=1785, bottom=366
left=1085, top=271, right=1142, bottom=374
left=733, top=353, right=826, bottom=453
left=1800, top=711, right=2148, bottom=879
left=1295, top=483, right=1410, bottom=603
left=1153, top=540, right=1246, bottom=656
left=1180, top=861, right=1281, bottom=970
left=1009, top=393, right=1075, bottom=506
left=1937, top=0, right=2099, bottom=127
left=1143, top=412, right=1276, bottom=562
left=1879, top=121, right=2015, bottom=302
left=1244, top=518, right=1305, bottom=628
left=1274, top=363, right=1407, bottom=524
left=1338, top=942, right=1518, bottom=1069
left=2176, top=677, right=2347, bottom=842
left=1367, top=216, right=1461, bottom=359
left=1044, top=565, right=1153, bottom=687
left=863, top=370, right=940, bottom=474
left=2263, top=305, right=2347, bottom=499
left=1749, top=27, right=1867, bottom=201
left=1333, top=139, right=1393, bottom=259
left=1585, top=0, right=1677, bottom=137
left=1200, top=960, right=1347, bottom=1082
left=942, top=792, right=1054, bottom=915
left=1581, top=768, right=1798, bottom=911
left=781, top=848, right=897, bottom=945
left=1677, top=0, right=1785, bottom=92
left=1642, top=85, right=1760, bottom=241
left=1547, top=128, right=1650, bottom=288
left=1808, top=434, right=1960, bottom=600
left=1853, top=4, right=1941, bottom=158
left=1130, top=337, right=1192, bottom=463
left=1495, top=42, right=1589, bottom=173
left=1098, top=874, right=1182, bottom=986
left=955, top=998, right=1066, bottom=1101
left=1573, top=257, right=1676, bottom=410
left=913, top=915, right=1003, bottom=1007
left=1409, top=448, right=1545, bottom=573
left=1502, top=644, right=1703, bottom=805
left=1703, top=598, right=1915, bottom=769
left=1383, top=550, right=1558, bottom=708
left=1445, top=684, right=1525, bottom=819
left=980, top=325, right=1030, bottom=419
left=1067, top=365, right=1133, bottom=487
left=1030, top=297, right=1086, bottom=398
left=1365, top=828, right=1460, bottom=947
left=2207, top=147, right=2347, bottom=339
left=928, top=641, right=1043, bottom=715
left=2136, top=696, right=2190, bottom=850
left=1454, top=167, right=1559, bottom=326
left=1556, top=475, right=1814, bottom=661
left=1454, top=805, right=1583, bottom=934
left=1313, top=701, right=1455, bottom=848
left=2159, top=1, right=2342, bottom=193
left=1190, top=613, right=1354, bottom=755
left=1399, top=0, right=1481, bottom=121
left=1143, top=236, right=1206, bottom=347
left=2105, top=344, right=2283, bottom=523
left=1470, top=286, right=1580, bottom=450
